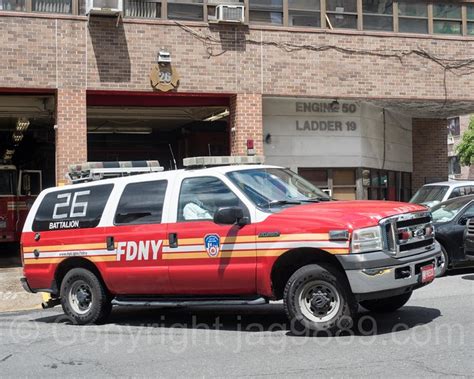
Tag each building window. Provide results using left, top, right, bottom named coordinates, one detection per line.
left=433, top=3, right=461, bottom=35
left=398, top=1, right=428, bottom=34
left=448, top=156, right=461, bottom=176
left=125, top=0, right=161, bottom=18
left=167, top=0, right=204, bottom=21
left=467, top=4, right=474, bottom=35
left=326, top=0, right=357, bottom=29
left=32, top=0, right=72, bottom=13
left=362, top=0, right=393, bottom=31
left=249, top=0, right=283, bottom=25
left=332, top=169, right=356, bottom=200
left=288, top=0, right=320, bottom=27
left=448, top=117, right=461, bottom=137
left=0, top=0, right=25, bottom=11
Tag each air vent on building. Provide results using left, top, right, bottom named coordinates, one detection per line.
left=86, top=0, right=123, bottom=16
left=215, top=4, right=245, bottom=23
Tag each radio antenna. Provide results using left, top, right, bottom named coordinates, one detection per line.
left=168, top=144, right=177, bottom=170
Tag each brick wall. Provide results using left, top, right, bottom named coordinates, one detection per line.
left=0, top=15, right=474, bottom=101
left=230, top=94, right=263, bottom=156
left=55, top=88, right=87, bottom=184
left=412, top=118, right=449, bottom=193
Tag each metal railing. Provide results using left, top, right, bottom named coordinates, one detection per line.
left=33, top=0, right=72, bottom=13
left=125, top=0, right=160, bottom=18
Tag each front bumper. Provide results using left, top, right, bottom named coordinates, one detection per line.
left=20, top=277, right=34, bottom=293
left=336, top=243, right=442, bottom=296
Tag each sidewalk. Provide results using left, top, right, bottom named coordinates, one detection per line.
left=0, top=267, right=42, bottom=312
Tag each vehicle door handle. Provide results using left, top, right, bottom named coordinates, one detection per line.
left=169, top=233, right=178, bottom=248
left=106, top=236, right=115, bottom=251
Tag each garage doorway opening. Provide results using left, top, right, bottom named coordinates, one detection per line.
left=0, top=94, right=56, bottom=189
left=87, top=92, right=231, bottom=169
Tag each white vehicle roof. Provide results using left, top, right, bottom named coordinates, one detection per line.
left=421, top=181, right=474, bottom=188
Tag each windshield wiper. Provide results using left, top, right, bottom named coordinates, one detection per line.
left=258, top=199, right=302, bottom=207
left=301, top=196, right=331, bottom=202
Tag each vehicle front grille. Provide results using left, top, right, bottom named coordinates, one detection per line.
left=467, top=219, right=474, bottom=236
left=381, top=211, right=435, bottom=257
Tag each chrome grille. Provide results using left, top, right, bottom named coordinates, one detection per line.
left=467, top=219, right=474, bottom=236
left=380, top=211, right=435, bottom=257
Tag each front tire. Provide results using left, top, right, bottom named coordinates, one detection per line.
left=60, top=268, right=111, bottom=325
left=438, top=245, right=449, bottom=277
left=359, top=291, right=412, bottom=313
left=283, top=264, right=356, bottom=334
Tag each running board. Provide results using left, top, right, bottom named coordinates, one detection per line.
left=111, top=297, right=268, bottom=308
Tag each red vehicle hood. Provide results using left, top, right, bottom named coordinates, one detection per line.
left=265, top=201, right=428, bottom=231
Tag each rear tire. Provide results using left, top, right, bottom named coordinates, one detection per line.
left=359, top=291, right=412, bottom=313
left=60, top=268, right=111, bottom=325
left=283, top=264, right=357, bottom=334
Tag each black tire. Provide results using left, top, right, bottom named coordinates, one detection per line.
left=60, top=268, right=111, bottom=325
left=359, top=291, right=412, bottom=313
left=438, top=244, right=449, bottom=277
left=283, top=264, right=357, bottom=334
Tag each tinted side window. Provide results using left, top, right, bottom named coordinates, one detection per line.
left=33, top=184, right=113, bottom=232
left=178, top=177, right=248, bottom=222
left=449, top=188, right=461, bottom=199
left=463, top=203, right=474, bottom=219
left=115, top=180, right=167, bottom=225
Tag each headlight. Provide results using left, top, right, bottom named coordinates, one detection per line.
left=351, top=226, right=383, bottom=254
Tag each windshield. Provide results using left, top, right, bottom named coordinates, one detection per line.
left=410, top=185, right=449, bottom=205
left=0, top=170, right=16, bottom=196
left=226, top=168, right=330, bottom=209
left=431, top=197, right=472, bottom=223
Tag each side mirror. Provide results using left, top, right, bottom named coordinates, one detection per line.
left=213, top=207, right=249, bottom=226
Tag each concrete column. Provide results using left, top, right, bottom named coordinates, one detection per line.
left=229, top=93, right=263, bottom=156
left=412, top=118, right=448, bottom=194
left=55, top=88, right=87, bottom=185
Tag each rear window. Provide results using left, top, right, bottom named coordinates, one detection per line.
left=115, top=180, right=167, bottom=225
left=32, top=184, right=113, bottom=232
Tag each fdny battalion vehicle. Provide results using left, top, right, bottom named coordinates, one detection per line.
left=0, top=163, right=41, bottom=247
left=20, top=157, right=443, bottom=333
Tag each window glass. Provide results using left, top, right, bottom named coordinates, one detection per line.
left=410, top=185, right=449, bottom=205
left=32, top=0, right=72, bottom=13
left=449, top=188, right=461, bottom=199
left=398, top=1, right=427, bottom=17
left=362, top=0, right=392, bottom=31
left=249, top=0, right=283, bottom=24
left=468, top=23, right=474, bottom=36
left=0, top=171, right=16, bottom=196
left=115, top=180, right=167, bottom=225
left=289, top=0, right=320, bottom=27
left=167, top=0, right=203, bottom=21
left=125, top=0, right=161, bottom=18
left=33, top=185, right=113, bottom=232
left=448, top=117, right=460, bottom=137
left=468, top=5, right=474, bottom=20
left=433, top=20, right=461, bottom=35
left=431, top=197, right=473, bottom=223
left=326, top=0, right=357, bottom=29
left=0, top=0, right=26, bottom=11
left=178, top=177, right=247, bottom=222
left=463, top=203, right=474, bottom=219
left=398, top=1, right=428, bottom=34
left=433, top=4, right=461, bottom=19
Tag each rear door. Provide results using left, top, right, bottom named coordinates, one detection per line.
left=104, top=179, right=172, bottom=294
left=166, top=174, right=257, bottom=295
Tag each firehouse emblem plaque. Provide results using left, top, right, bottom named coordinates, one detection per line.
left=204, top=234, right=220, bottom=258
left=150, top=63, right=179, bottom=92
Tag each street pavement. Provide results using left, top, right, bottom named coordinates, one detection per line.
left=0, top=272, right=473, bottom=378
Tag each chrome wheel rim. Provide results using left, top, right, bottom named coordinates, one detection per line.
left=438, top=249, right=448, bottom=276
left=298, top=280, right=341, bottom=323
left=69, top=280, right=93, bottom=315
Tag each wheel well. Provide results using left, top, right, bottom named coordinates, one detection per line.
left=270, top=248, right=348, bottom=300
left=54, top=258, right=109, bottom=297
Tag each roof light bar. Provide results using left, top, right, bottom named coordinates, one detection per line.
left=68, top=160, right=164, bottom=184
left=183, top=156, right=265, bottom=168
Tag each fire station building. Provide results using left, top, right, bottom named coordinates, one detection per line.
left=1, top=0, right=474, bottom=200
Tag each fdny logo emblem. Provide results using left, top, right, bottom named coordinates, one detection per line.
left=204, top=234, right=220, bottom=258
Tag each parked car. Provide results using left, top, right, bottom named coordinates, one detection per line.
left=410, top=181, right=474, bottom=208
left=464, top=219, right=474, bottom=261
left=431, top=195, right=474, bottom=276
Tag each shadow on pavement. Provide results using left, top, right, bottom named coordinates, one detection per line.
left=461, top=274, right=474, bottom=281
left=33, top=303, right=441, bottom=337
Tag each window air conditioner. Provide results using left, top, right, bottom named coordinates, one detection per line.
left=86, top=0, right=123, bottom=16
left=215, top=4, right=245, bottom=23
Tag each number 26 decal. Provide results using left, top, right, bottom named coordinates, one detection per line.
left=52, top=190, right=91, bottom=220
